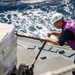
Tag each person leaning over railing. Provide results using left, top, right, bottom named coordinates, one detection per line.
left=45, top=13, right=75, bottom=50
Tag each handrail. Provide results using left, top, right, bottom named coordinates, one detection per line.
left=16, top=33, right=71, bottom=50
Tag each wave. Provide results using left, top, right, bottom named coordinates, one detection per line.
left=0, top=0, right=75, bottom=39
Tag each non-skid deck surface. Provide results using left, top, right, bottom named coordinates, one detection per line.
left=34, top=56, right=73, bottom=75
left=17, top=37, right=75, bottom=75
left=17, top=46, right=74, bottom=75
left=17, top=45, right=37, bottom=68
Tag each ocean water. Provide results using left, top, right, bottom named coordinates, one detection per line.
left=0, top=0, right=75, bottom=39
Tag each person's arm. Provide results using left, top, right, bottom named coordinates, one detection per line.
left=58, top=29, right=74, bottom=46
left=52, top=31, right=62, bottom=37
left=46, top=37, right=60, bottom=45
left=46, top=29, right=74, bottom=46
left=47, top=31, right=62, bottom=37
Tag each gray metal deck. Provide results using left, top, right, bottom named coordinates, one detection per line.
left=17, top=36, right=75, bottom=75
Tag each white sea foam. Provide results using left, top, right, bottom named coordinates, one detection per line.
left=0, top=0, right=75, bottom=39
left=0, top=9, right=54, bottom=38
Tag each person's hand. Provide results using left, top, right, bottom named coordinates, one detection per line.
left=45, top=37, right=49, bottom=40
left=47, top=32, right=53, bottom=37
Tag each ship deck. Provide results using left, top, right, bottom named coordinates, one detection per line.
left=16, top=35, right=75, bottom=75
